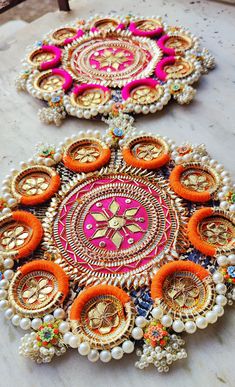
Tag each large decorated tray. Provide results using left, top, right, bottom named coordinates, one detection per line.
left=0, top=116, right=234, bottom=371
left=16, top=15, right=215, bottom=125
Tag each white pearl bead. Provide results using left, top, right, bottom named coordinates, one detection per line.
left=205, top=311, right=217, bottom=324
left=151, top=306, right=163, bottom=320
left=220, top=201, right=229, bottom=210
left=172, top=320, right=184, bottom=333
left=0, top=289, right=7, bottom=300
left=217, top=255, right=228, bottom=267
left=3, top=258, right=14, bottom=269
left=0, top=279, right=9, bottom=289
left=161, top=315, right=172, bottom=327
left=31, top=318, right=43, bottom=330
left=215, top=283, right=227, bottom=295
left=196, top=316, right=208, bottom=329
left=228, top=254, right=235, bottom=264
left=3, top=269, right=14, bottom=281
left=184, top=321, right=196, bottom=334
left=213, top=305, right=224, bottom=317
left=135, top=316, right=147, bottom=328
left=43, top=314, right=54, bottom=324
left=122, top=340, right=134, bottom=354
left=216, top=295, right=227, bottom=306
left=131, top=327, right=144, bottom=340
left=212, top=272, right=224, bottom=284
left=53, top=308, right=65, bottom=319
left=5, top=307, right=14, bottom=320
left=100, top=350, right=112, bottom=363
left=88, top=349, right=99, bottom=362
left=69, top=335, right=80, bottom=348
left=63, top=332, right=73, bottom=345
left=229, top=204, right=235, bottom=212
left=20, top=318, right=31, bottom=330
left=0, top=300, right=9, bottom=310
left=78, top=342, right=90, bottom=356
left=12, top=314, right=21, bottom=326
left=53, top=153, right=62, bottom=162
left=111, top=346, right=124, bottom=360
left=59, top=321, right=70, bottom=333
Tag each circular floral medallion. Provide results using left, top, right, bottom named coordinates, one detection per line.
left=164, top=57, right=194, bottom=79
left=158, top=34, right=193, bottom=55
left=122, top=135, right=170, bottom=169
left=169, top=163, right=220, bottom=202
left=8, top=260, right=69, bottom=317
left=70, top=285, right=135, bottom=349
left=188, top=208, right=235, bottom=256
left=63, top=30, right=162, bottom=87
left=151, top=261, right=216, bottom=322
left=11, top=165, right=61, bottom=206
left=0, top=211, right=43, bottom=259
left=43, top=168, right=186, bottom=288
left=122, top=79, right=164, bottom=105
left=62, top=138, right=111, bottom=172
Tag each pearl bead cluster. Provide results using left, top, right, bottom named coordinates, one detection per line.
left=135, top=335, right=186, bottom=372
left=60, top=130, right=102, bottom=150
left=63, top=94, right=114, bottom=120
left=200, top=48, right=216, bottom=74
left=34, top=143, right=63, bottom=166
left=151, top=267, right=227, bottom=334
left=170, top=83, right=196, bottom=105
left=19, top=314, right=67, bottom=363
left=217, top=254, right=235, bottom=305
left=102, top=111, right=135, bottom=146
left=38, top=105, right=66, bottom=127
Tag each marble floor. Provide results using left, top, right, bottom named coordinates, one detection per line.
left=0, top=1, right=234, bottom=386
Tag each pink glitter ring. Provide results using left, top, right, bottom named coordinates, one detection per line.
left=63, top=29, right=84, bottom=45
left=129, top=21, right=163, bottom=37
left=122, top=78, right=161, bottom=101
left=157, top=35, right=175, bottom=56
left=155, top=56, right=176, bottom=81
left=51, top=68, right=73, bottom=91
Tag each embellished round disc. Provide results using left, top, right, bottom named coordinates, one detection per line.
left=151, top=261, right=215, bottom=322
left=165, top=57, right=194, bottom=79
left=62, top=138, right=111, bottom=172
left=0, top=211, right=43, bottom=259
left=44, top=169, right=186, bottom=288
left=122, top=135, right=170, bottom=169
left=11, top=165, right=61, bottom=206
left=8, top=260, right=69, bottom=317
left=71, top=84, right=111, bottom=109
left=50, top=27, right=78, bottom=45
left=129, top=19, right=163, bottom=37
left=159, top=34, right=193, bottom=55
left=62, top=30, right=162, bottom=87
left=169, top=163, right=220, bottom=202
left=188, top=208, right=235, bottom=256
left=90, top=17, right=121, bottom=31
left=122, top=79, right=164, bottom=105
left=70, top=285, right=135, bottom=349
left=34, top=70, right=64, bottom=92
left=27, top=46, right=61, bottom=70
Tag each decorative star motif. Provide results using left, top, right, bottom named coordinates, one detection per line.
left=22, top=278, right=53, bottom=304
left=74, top=146, right=100, bottom=163
left=136, top=144, right=161, bottom=161
left=132, top=87, right=160, bottom=104
left=182, top=173, right=209, bottom=192
left=167, top=277, right=199, bottom=308
left=88, top=300, right=119, bottom=334
left=94, top=49, right=128, bottom=71
left=34, top=52, right=54, bottom=64
left=41, top=76, right=63, bottom=91
left=202, top=222, right=231, bottom=246
left=1, top=226, right=29, bottom=250
left=90, top=198, right=145, bottom=249
left=21, top=176, right=49, bottom=195
left=79, top=91, right=103, bottom=107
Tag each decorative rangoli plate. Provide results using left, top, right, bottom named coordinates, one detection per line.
left=15, top=15, right=215, bottom=126
left=0, top=116, right=234, bottom=371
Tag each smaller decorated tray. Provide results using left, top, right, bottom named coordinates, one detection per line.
left=15, top=14, right=215, bottom=126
